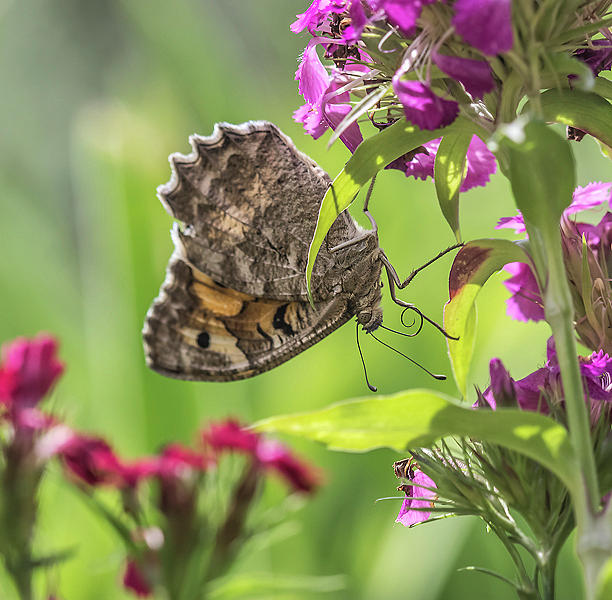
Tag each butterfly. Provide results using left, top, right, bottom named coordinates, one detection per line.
left=142, top=121, right=385, bottom=381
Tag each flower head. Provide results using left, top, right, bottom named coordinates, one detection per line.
left=59, top=434, right=124, bottom=487
left=497, top=182, right=612, bottom=351
left=0, top=335, right=63, bottom=411
left=203, top=420, right=320, bottom=493
left=482, top=341, right=612, bottom=424
left=393, top=458, right=436, bottom=526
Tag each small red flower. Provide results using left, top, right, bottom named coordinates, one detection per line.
left=123, top=559, right=152, bottom=597
left=203, top=420, right=320, bottom=494
left=256, top=439, right=320, bottom=494
left=203, top=419, right=259, bottom=454
left=60, top=434, right=123, bottom=486
left=156, top=443, right=210, bottom=479
left=0, top=335, right=64, bottom=410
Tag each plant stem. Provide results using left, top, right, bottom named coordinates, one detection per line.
left=541, top=228, right=599, bottom=512
left=537, top=226, right=611, bottom=599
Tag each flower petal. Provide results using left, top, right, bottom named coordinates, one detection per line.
left=291, top=0, right=347, bottom=34
left=503, top=262, right=544, bottom=322
left=296, top=39, right=330, bottom=106
left=395, top=470, right=436, bottom=526
left=452, top=0, right=513, bottom=56
left=392, top=78, right=458, bottom=130
left=399, top=135, right=496, bottom=190
left=432, top=52, right=495, bottom=98
left=566, top=181, right=612, bottom=215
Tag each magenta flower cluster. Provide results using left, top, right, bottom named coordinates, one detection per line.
left=290, top=0, right=505, bottom=190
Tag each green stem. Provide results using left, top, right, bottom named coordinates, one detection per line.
left=540, top=227, right=599, bottom=512
left=531, top=225, right=611, bottom=599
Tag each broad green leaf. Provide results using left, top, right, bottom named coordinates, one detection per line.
left=546, top=53, right=594, bottom=91
left=434, top=131, right=472, bottom=241
left=255, top=390, right=579, bottom=491
left=208, top=573, right=346, bottom=599
left=503, top=119, right=575, bottom=228
left=593, top=76, right=612, bottom=101
left=537, top=88, right=612, bottom=148
left=305, top=118, right=465, bottom=302
left=444, top=239, right=534, bottom=397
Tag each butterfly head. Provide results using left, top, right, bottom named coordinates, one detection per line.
left=357, top=304, right=383, bottom=333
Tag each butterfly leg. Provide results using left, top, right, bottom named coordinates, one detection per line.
left=379, top=249, right=461, bottom=340
left=330, top=176, right=378, bottom=253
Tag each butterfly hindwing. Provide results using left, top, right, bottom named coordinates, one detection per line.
left=143, top=255, right=352, bottom=381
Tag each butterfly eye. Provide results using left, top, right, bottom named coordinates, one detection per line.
left=357, top=310, right=372, bottom=326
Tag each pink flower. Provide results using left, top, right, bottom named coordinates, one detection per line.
left=203, top=419, right=259, bottom=454
left=295, top=38, right=330, bottom=106
left=203, top=420, right=320, bottom=494
left=392, top=78, right=459, bottom=130
left=0, top=335, right=64, bottom=410
left=59, top=434, right=124, bottom=487
left=256, top=439, right=321, bottom=493
left=431, top=52, right=495, bottom=99
left=497, top=182, right=612, bottom=323
left=395, top=469, right=436, bottom=526
left=123, top=560, right=152, bottom=597
left=291, top=0, right=347, bottom=34
left=503, top=262, right=544, bottom=323
left=156, top=443, right=210, bottom=478
left=452, top=0, right=514, bottom=56
left=370, top=0, right=435, bottom=36
left=399, top=135, right=496, bottom=191
left=482, top=340, right=612, bottom=424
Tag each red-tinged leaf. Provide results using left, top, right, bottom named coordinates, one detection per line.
left=444, top=239, right=534, bottom=397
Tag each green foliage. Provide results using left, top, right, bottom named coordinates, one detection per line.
left=255, top=390, right=580, bottom=492
left=208, top=573, right=346, bottom=599
left=433, top=129, right=473, bottom=241
left=537, top=89, right=612, bottom=149
left=305, top=118, right=468, bottom=301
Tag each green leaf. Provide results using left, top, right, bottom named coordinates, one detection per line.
left=255, top=390, right=579, bottom=491
left=305, top=118, right=464, bottom=302
left=444, top=239, right=534, bottom=397
left=434, top=131, right=472, bottom=241
left=208, top=573, right=346, bottom=599
left=536, top=88, right=612, bottom=148
left=503, top=119, right=575, bottom=228
left=593, top=77, right=612, bottom=101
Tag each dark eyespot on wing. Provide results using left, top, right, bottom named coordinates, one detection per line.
left=273, top=304, right=295, bottom=336
left=197, top=331, right=210, bottom=349
left=256, top=323, right=274, bottom=350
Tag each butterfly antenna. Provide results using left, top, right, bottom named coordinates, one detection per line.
left=356, top=322, right=377, bottom=392
left=369, top=332, right=446, bottom=381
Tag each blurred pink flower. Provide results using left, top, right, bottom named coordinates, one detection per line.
left=0, top=335, right=63, bottom=411
left=123, top=560, right=152, bottom=597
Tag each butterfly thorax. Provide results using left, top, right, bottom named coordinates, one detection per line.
left=336, top=229, right=383, bottom=333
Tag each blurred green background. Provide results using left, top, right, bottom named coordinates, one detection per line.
left=1, top=1, right=610, bottom=598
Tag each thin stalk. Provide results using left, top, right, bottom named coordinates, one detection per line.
left=541, top=227, right=599, bottom=513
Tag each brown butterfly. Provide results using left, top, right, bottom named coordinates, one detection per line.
left=142, top=121, right=385, bottom=382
